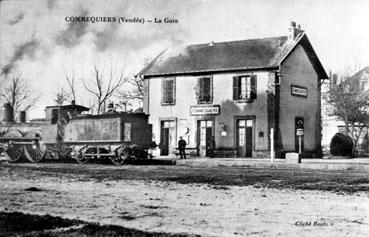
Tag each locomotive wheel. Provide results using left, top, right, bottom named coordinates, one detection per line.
left=4, top=145, right=23, bottom=162
left=70, top=147, right=88, bottom=164
left=110, top=150, right=129, bottom=165
left=76, top=153, right=88, bottom=164
left=24, top=145, right=45, bottom=163
left=71, top=149, right=87, bottom=164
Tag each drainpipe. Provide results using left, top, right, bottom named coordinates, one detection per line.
left=275, top=66, right=282, bottom=158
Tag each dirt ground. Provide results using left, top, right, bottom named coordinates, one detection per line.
left=0, top=163, right=369, bottom=236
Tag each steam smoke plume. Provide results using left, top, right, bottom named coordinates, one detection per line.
left=1, top=39, right=40, bottom=76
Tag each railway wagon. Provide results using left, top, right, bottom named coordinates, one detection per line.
left=62, top=112, right=153, bottom=164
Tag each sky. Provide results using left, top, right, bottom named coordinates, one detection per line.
left=1, top=0, right=369, bottom=118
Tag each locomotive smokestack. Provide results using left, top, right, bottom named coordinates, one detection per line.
left=71, top=100, right=76, bottom=106
left=17, top=111, right=26, bottom=123
left=2, top=103, right=14, bottom=123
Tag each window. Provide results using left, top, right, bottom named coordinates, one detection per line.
left=361, top=81, right=368, bottom=91
left=161, top=78, right=176, bottom=104
left=51, top=109, right=59, bottom=124
left=198, top=76, right=213, bottom=103
left=233, top=75, right=257, bottom=102
left=124, top=123, right=131, bottom=142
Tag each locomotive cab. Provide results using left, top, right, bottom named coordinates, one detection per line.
left=45, top=100, right=89, bottom=125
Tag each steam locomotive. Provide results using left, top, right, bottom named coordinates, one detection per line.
left=0, top=102, right=153, bottom=165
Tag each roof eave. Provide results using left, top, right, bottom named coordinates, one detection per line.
left=142, top=66, right=279, bottom=79
left=135, top=50, right=167, bottom=77
left=279, top=33, right=328, bottom=79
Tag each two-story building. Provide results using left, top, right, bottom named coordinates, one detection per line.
left=138, top=22, right=328, bottom=158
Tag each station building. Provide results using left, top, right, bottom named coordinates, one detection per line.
left=138, top=22, right=328, bottom=158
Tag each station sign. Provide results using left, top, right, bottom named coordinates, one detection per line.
left=190, top=105, right=220, bottom=116
left=291, top=85, right=308, bottom=97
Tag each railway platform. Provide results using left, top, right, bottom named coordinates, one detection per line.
left=173, top=157, right=369, bottom=171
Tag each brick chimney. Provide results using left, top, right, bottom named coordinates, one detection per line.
left=288, top=21, right=304, bottom=41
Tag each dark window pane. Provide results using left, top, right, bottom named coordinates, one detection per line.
left=199, top=77, right=211, bottom=102
left=162, top=79, right=174, bottom=104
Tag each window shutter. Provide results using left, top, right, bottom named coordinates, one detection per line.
left=209, top=76, right=213, bottom=102
left=233, top=76, right=239, bottom=100
left=200, top=78, right=204, bottom=101
left=161, top=79, right=166, bottom=103
left=203, top=77, right=210, bottom=102
left=169, top=79, right=175, bottom=103
left=251, top=75, right=257, bottom=99
left=167, top=80, right=172, bottom=103
left=172, top=78, right=176, bottom=104
left=198, top=77, right=203, bottom=102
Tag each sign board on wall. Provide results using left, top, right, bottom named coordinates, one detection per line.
left=190, top=105, right=220, bottom=116
left=291, top=85, right=308, bottom=97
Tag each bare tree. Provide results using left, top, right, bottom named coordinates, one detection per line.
left=83, top=66, right=126, bottom=115
left=128, top=75, right=144, bottom=100
left=325, top=73, right=369, bottom=155
left=0, top=74, right=40, bottom=119
left=115, top=92, right=132, bottom=112
left=117, top=58, right=152, bottom=108
left=65, top=71, right=77, bottom=103
left=54, top=88, right=70, bottom=105
left=116, top=75, right=144, bottom=109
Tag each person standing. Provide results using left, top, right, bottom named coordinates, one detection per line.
left=178, top=136, right=187, bottom=159
left=209, top=136, right=216, bottom=158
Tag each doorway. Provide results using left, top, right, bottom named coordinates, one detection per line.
left=197, top=120, right=213, bottom=157
left=236, top=119, right=253, bottom=157
left=160, top=120, right=175, bottom=156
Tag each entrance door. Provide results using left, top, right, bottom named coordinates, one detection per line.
left=198, top=120, right=213, bottom=157
left=160, top=121, right=169, bottom=156
left=160, top=120, right=176, bottom=156
left=237, top=119, right=253, bottom=157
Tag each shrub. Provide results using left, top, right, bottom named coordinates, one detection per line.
left=330, top=133, right=353, bottom=156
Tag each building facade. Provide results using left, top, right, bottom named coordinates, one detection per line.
left=139, top=22, right=328, bottom=158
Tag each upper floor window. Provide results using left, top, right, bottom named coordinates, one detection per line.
left=233, top=75, right=257, bottom=102
left=161, top=78, right=176, bottom=105
left=361, top=81, right=368, bottom=92
left=198, top=76, right=213, bottom=103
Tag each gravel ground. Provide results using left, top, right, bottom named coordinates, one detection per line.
left=0, top=163, right=369, bottom=236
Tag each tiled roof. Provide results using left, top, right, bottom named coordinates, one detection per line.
left=140, top=36, right=287, bottom=76
left=351, top=66, right=369, bottom=79
left=139, top=33, right=328, bottom=79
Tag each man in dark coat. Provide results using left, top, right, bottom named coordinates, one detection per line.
left=209, top=136, right=216, bottom=158
left=178, top=136, right=187, bottom=159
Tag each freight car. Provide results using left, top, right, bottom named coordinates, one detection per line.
left=0, top=102, right=153, bottom=165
